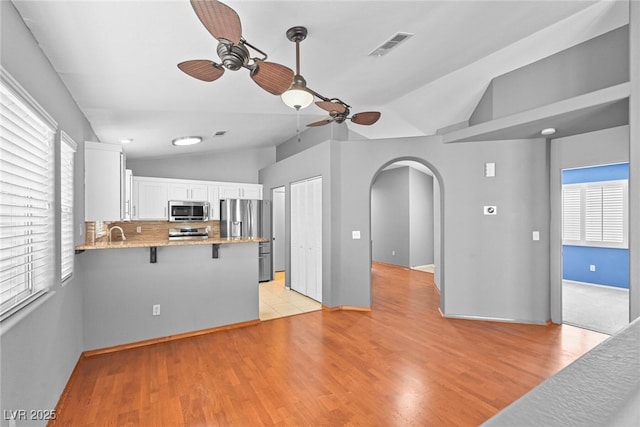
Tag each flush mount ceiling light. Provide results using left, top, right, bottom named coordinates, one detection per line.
left=541, top=127, right=557, bottom=136
left=172, top=136, right=202, bottom=146
left=119, top=138, right=134, bottom=144
left=281, top=27, right=314, bottom=110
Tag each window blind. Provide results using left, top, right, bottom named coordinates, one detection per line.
left=1, top=70, right=56, bottom=318
left=60, top=132, right=76, bottom=282
left=562, top=186, right=581, bottom=242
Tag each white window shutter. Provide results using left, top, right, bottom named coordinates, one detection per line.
left=601, top=182, right=625, bottom=243
left=562, top=186, right=581, bottom=242
left=584, top=185, right=603, bottom=242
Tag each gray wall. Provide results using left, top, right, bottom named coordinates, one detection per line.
left=263, top=134, right=552, bottom=323
left=371, top=166, right=434, bottom=267
left=79, top=243, right=258, bottom=350
left=1, top=2, right=96, bottom=424
left=549, top=125, right=629, bottom=323
left=259, top=141, right=335, bottom=305
left=470, top=26, right=629, bottom=125
left=409, top=167, right=434, bottom=267
left=332, top=136, right=551, bottom=322
left=126, top=146, right=275, bottom=183
left=276, top=122, right=348, bottom=162
left=371, top=167, right=411, bottom=266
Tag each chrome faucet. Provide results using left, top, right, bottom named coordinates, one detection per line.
left=108, top=225, right=126, bottom=242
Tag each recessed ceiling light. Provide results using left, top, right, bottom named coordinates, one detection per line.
left=172, top=136, right=202, bottom=146
left=119, top=138, right=134, bottom=144
left=541, top=127, right=556, bottom=136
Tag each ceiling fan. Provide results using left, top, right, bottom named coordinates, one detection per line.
left=177, top=0, right=294, bottom=95
left=281, top=26, right=381, bottom=127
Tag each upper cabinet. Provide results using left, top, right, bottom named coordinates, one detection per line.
left=168, top=182, right=208, bottom=202
left=219, top=183, right=263, bottom=200
left=131, top=177, right=262, bottom=221
left=132, top=177, right=169, bottom=220
left=85, top=141, right=127, bottom=221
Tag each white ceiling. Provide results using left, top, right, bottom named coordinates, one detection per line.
left=11, top=0, right=628, bottom=159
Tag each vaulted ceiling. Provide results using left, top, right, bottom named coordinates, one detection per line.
left=11, top=0, right=628, bottom=159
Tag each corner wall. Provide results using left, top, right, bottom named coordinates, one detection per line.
left=1, top=1, right=96, bottom=423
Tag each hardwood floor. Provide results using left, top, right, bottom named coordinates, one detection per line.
left=51, top=263, right=607, bottom=426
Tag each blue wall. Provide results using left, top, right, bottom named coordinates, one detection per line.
left=563, top=246, right=629, bottom=288
left=562, top=163, right=629, bottom=289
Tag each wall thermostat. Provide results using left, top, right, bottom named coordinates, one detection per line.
left=484, top=206, right=497, bottom=215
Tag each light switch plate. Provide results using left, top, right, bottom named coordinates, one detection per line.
left=484, top=162, right=496, bottom=177
left=532, top=231, right=540, bottom=241
left=352, top=230, right=361, bottom=239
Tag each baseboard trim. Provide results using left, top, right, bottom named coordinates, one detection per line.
left=322, top=305, right=372, bottom=312
left=83, top=319, right=260, bottom=357
left=51, top=353, right=85, bottom=424
left=441, top=313, right=548, bottom=325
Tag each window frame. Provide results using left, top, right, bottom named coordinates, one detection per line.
left=562, top=179, right=628, bottom=249
left=1, top=67, right=57, bottom=320
left=60, top=131, right=77, bottom=283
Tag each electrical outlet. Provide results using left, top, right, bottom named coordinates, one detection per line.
left=136, top=226, right=142, bottom=233
left=590, top=265, right=596, bottom=272
left=152, top=304, right=160, bottom=316
left=352, top=230, right=361, bottom=239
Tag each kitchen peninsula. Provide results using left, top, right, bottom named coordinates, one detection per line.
left=75, top=221, right=267, bottom=353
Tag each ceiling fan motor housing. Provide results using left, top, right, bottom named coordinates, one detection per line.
left=216, top=41, right=250, bottom=71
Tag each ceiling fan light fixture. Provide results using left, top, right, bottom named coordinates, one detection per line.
left=172, top=136, right=203, bottom=146
left=281, top=86, right=314, bottom=110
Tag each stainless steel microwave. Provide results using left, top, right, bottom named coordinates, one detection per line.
left=168, top=200, right=209, bottom=222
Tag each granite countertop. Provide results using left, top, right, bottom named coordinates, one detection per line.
left=75, top=237, right=268, bottom=251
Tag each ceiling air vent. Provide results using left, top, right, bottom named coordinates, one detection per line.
left=368, top=32, right=414, bottom=57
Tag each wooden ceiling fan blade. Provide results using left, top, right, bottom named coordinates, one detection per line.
left=251, top=62, right=295, bottom=95
left=307, top=119, right=333, bottom=127
left=315, top=101, right=347, bottom=115
left=190, top=0, right=242, bottom=44
left=178, top=60, right=225, bottom=82
left=351, top=111, right=381, bottom=125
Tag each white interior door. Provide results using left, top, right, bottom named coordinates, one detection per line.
left=272, top=187, right=286, bottom=272
left=290, top=177, right=322, bottom=301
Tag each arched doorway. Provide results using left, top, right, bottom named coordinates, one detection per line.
left=369, top=157, right=444, bottom=308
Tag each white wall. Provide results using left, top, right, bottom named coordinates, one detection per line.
left=126, top=146, right=275, bottom=183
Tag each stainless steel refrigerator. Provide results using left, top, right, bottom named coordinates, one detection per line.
left=220, top=199, right=273, bottom=282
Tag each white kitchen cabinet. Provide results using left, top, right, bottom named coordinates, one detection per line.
left=208, top=185, right=220, bottom=220
left=168, top=182, right=208, bottom=201
left=290, top=176, right=322, bottom=302
left=85, top=141, right=126, bottom=221
left=218, top=183, right=263, bottom=200
left=132, top=177, right=169, bottom=220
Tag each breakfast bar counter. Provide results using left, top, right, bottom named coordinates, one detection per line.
left=76, top=237, right=262, bottom=352
left=75, top=236, right=268, bottom=251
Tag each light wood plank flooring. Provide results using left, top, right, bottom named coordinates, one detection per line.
left=51, top=263, right=607, bottom=426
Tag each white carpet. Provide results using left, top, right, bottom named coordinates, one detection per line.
left=563, top=281, right=629, bottom=335
left=412, top=264, right=435, bottom=274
